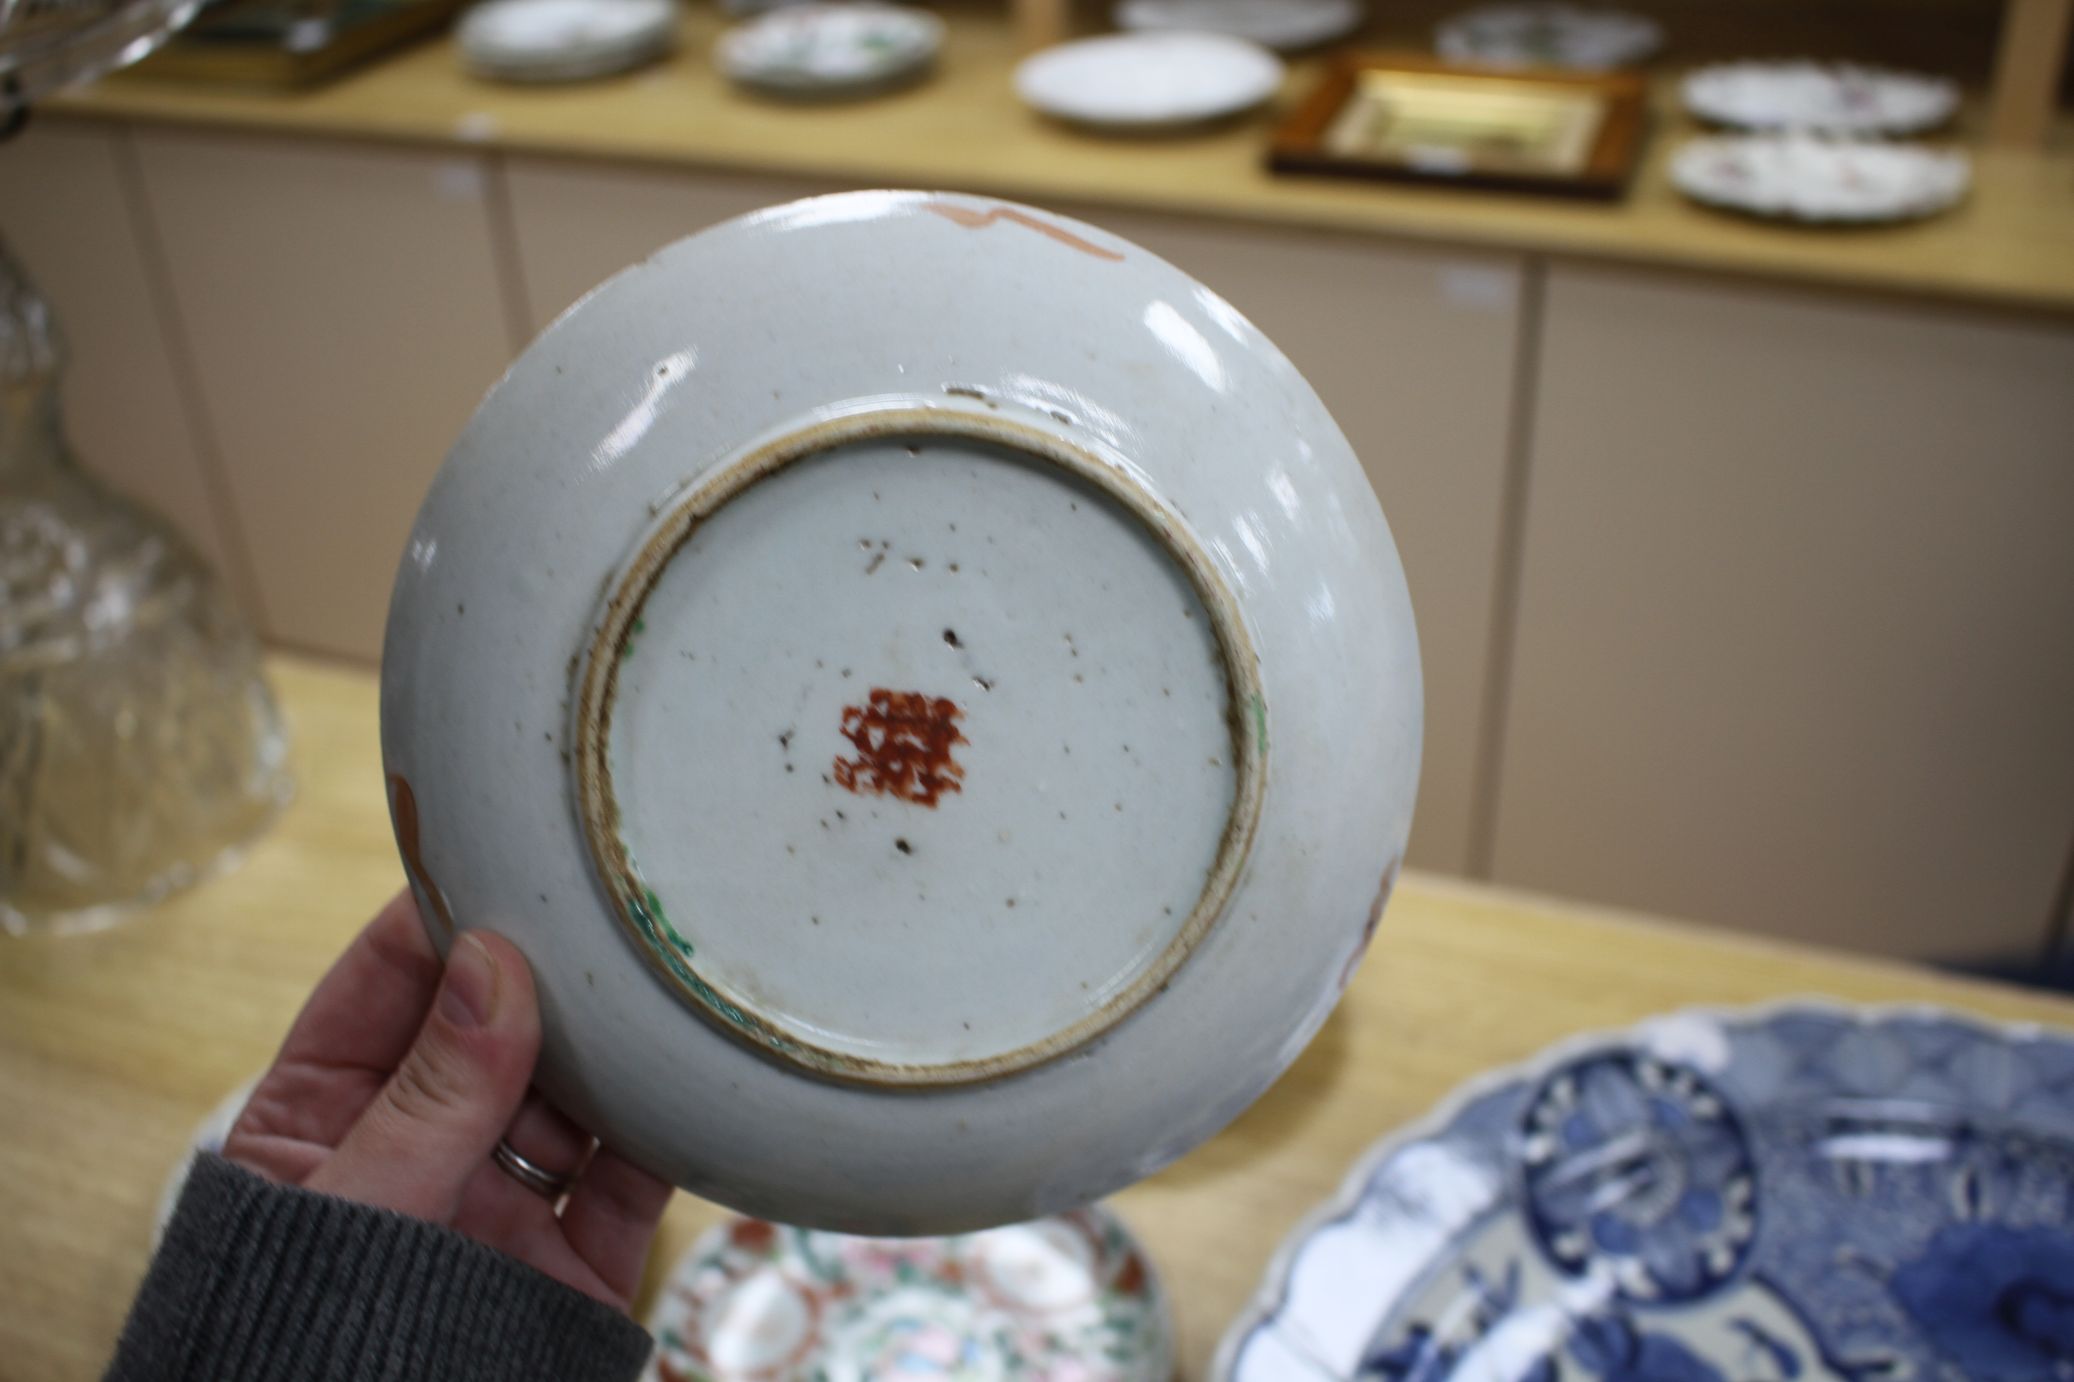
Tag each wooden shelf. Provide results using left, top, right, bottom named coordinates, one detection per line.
left=46, top=0, right=2074, bottom=315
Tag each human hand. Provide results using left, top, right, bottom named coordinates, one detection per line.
left=223, top=889, right=672, bottom=1312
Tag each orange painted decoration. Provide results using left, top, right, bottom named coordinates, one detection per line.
left=388, top=772, right=457, bottom=936
left=834, top=689, right=967, bottom=807
left=1338, top=855, right=1402, bottom=992
left=923, top=202, right=1126, bottom=262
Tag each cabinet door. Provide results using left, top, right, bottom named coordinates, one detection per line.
left=504, top=157, right=838, bottom=336
left=0, top=121, right=246, bottom=601
left=1494, top=264, right=2074, bottom=961
left=132, top=131, right=521, bottom=659
left=1088, top=211, right=1524, bottom=875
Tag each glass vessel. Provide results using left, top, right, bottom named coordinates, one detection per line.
left=1, top=235, right=290, bottom=936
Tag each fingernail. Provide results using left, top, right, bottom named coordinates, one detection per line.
left=438, top=935, right=499, bottom=1028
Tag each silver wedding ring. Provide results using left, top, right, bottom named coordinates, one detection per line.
left=493, top=1137, right=577, bottom=1200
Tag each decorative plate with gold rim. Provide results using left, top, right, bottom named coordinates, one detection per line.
left=380, top=190, right=1420, bottom=1233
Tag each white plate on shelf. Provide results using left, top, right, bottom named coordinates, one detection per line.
left=1682, top=60, right=1959, bottom=135
left=716, top=2, right=942, bottom=98
left=1216, top=1004, right=2074, bottom=1381
left=458, top=0, right=676, bottom=82
left=1671, top=133, right=1970, bottom=223
left=1112, top=0, right=1362, bottom=53
left=1015, top=31, right=1284, bottom=130
left=1434, top=2, right=1660, bottom=70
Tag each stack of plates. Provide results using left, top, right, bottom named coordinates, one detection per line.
left=1112, top=0, right=1362, bottom=53
left=715, top=2, right=942, bottom=98
left=1682, top=60, right=1959, bottom=135
left=457, top=0, right=676, bottom=82
left=1434, top=2, right=1661, bottom=70
left=1672, top=133, right=1970, bottom=224
left=1015, top=31, right=1284, bottom=130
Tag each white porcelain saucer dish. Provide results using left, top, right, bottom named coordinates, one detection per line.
left=1015, top=32, right=1284, bottom=129
left=715, top=3, right=942, bottom=97
left=643, top=1208, right=1171, bottom=1381
left=457, top=0, right=675, bottom=81
left=1216, top=1003, right=2074, bottom=1381
left=1112, top=0, right=1362, bottom=53
left=380, top=191, right=1421, bottom=1233
left=1434, top=2, right=1660, bottom=70
left=1682, top=60, right=1959, bottom=135
left=1671, top=133, right=1970, bottom=223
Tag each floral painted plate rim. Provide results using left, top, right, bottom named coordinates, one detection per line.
left=1209, top=998, right=2074, bottom=1380
left=644, top=1202, right=1174, bottom=1381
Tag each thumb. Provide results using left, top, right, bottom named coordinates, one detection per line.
left=307, top=931, right=540, bottom=1223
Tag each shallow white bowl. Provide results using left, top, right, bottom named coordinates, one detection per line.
left=381, top=191, right=1420, bottom=1233
left=1112, top=0, right=1363, bottom=53
left=1671, top=132, right=1970, bottom=223
left=716, top=3, right=943, bottom=98
left=1015, top=32, right=1285, bottom=130
left=457, top=0, right=675, bottom=81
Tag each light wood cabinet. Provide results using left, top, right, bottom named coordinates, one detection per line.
left=0, top=123, right=247, bottom=604
left=1491, top=264, right=2074, bottom=961
left=129, top=130, right=521, bottom=659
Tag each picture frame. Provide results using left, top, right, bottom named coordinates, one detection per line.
left=1269, top=52, right=1652, bottom=199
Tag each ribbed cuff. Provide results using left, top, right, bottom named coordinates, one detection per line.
left=106, top=1155, right=653, bottom=1382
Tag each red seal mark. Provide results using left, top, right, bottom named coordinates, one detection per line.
left=834, top=689, right=966, bottom=807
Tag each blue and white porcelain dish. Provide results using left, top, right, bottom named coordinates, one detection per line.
left=1215, top=1003, right=2074, bottom=1382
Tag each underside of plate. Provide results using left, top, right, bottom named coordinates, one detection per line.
left=573, top=406, right=1265, bottom=1087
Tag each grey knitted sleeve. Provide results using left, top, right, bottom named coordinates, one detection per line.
left=104, top=1155, right=653, bottom=1382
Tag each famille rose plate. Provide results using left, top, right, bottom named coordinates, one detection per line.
left=1215, top=1004, right=2074, bottom=1381
left=643, top=1208, right=1170, bottom=1382
left=380, top=191, right=1421, bottom=1233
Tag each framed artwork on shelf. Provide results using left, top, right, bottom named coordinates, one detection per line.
left=1269, top=52, right=1651, bottom=199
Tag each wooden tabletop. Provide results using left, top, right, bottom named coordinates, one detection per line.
left=51, top=4, right=2074, bottom=317
left=4, top=654, right=2073, bottom=1381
